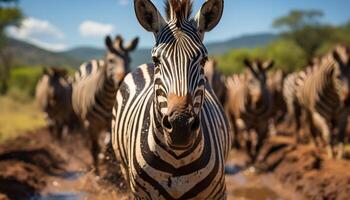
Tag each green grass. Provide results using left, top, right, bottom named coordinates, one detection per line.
left=0, top=95, right=46, bottom=143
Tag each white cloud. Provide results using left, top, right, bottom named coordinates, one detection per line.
left=79, top=21, right=115, bottom=38
left=7, top=17, right=67, bottom=52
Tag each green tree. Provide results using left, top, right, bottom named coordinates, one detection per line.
left=0, top=0, right=22, bottom=95
left=273, top=10, right=328, bottom=59
left=264, top=39, right=307, bottom=72
left=216, top=39, right=307, bottom=74
left=273, top=10, right=324, bottom=31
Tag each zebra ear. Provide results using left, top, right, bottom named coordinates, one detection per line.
left=194, top=0, right=224, bottom=35
left=106, top=35, right=123, bottom=56
left=114, top=35, right=124, bottom=50
left=244, top=58, right=259, bottom=77
left=134, top=0, right=166, bottom=34
left=333, top=50, right=342, bottom=63
left=243, top=58, right=252, bottom=69
left=125, top=37, right=139, bottom=52
left=263, top=61, right=274, bottom=71
left=105, top=35, right=114, bottom=52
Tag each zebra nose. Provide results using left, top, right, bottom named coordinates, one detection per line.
left=162, top=112, right=199, bottom=147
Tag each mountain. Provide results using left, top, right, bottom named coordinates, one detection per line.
left=206, top=33, right=278, bottom=55
left=62, top=47, right=152, bottom=69
left=5, top=38, right=81, bottom=67
left=63, top=47, right=104, bottom=62
left=6, top=33, right=278, bottom=69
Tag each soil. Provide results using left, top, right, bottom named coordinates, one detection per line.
left=0, top=129, right=128, bottom=200
left=0, top=126, right=349, bottom=200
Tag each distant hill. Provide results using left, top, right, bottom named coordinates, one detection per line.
left=63, top=46, right=151, bottom=69
left=5, top=38, right=81, bottom=68
left=206, top=33, right=278, bottom=55
left=6, top=33, right=278, bottom=69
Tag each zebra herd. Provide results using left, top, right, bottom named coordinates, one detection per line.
left=283, top=45, right=350, bottom=159
left=34, top=0, right=350, bottom=199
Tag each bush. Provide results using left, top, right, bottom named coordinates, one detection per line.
left=216, top=39, right=307, bottom=74
left=8, top=66, right=44, bottom=98
left=264, top=39, right=307, bottom=72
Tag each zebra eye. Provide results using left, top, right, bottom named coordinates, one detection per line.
left=200, top=57, right=208, bottom=67
left=152, top=56, right=161, bottom=66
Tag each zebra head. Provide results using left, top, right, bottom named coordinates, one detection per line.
left=105, top=35, right=139, bottom=86
left=134, top=0, right=224, bottom=149
left=331, top=46, right=350, bottom=105
left=244, top=59, right=274, bottom=109
left=40, top=67, right=70, bottom=110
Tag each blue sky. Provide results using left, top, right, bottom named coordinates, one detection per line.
left=7, top=0, right=350, bottom=51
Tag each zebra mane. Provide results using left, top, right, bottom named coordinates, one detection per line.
left=165, top=0, right=193, bottom=22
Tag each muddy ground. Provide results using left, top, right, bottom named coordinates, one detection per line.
left=0, top=127, right=349, bottom=200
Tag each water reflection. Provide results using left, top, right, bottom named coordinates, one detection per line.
left=35, top=192, right=85, bottom=200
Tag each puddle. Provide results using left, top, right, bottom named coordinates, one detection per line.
left=58, top=171, right=84, bottom=180
left=225, top=165, right=243, bottom=175
left=226, top=165, right=286, bottom=200
left=36, top=192, right=85, bottom=200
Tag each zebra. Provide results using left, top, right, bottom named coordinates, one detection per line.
left=282, top=60, right=319, bottom=142
left=298, top=45, right=350, bottom=159
left=35, top=67, right=77, bottom=139
left=267, top=69, right=286, bottom=134
left=112, top=0, right=231, bottom=199
left=204, top=58, right=227, bottom=106
left=72, top=35, right=138, bottom=174
left=225, top=59, right=273, bottom=161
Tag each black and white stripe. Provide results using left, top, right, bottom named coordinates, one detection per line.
left=35, top=67, right=77, bottom=139
left=298, top=45, right=350, bottom=158
left=204, top=58, right=227, bottom=106
left=225, top=59, right=273, bottom=161
left=112, top=0, right=230, bottom=199
left=282, top=57, right=321, bottom=143
left=72, top=35, right=138, bottom=173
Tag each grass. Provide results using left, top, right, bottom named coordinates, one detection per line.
left=0, top=95, right=46, bottom=143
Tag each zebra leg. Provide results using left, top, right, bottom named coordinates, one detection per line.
left=284, top=98, right=294, bottom=129
left=336, top=111, right=347, bottom=159
left=243, top=129, right=253, bottom=162
left=306, top=111, right=319, bottom=148
left=255, top=124, right=269, bottom=162
left=294, top=102, right=303, bottom=143
left=312, top=112, right=333, bottom=158
left=89, top=129, right=101, bottom=175
left=229, top=113, right=241, bottom=149
left=54, top=122, right=63, bottom=141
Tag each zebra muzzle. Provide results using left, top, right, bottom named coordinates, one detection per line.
left=162, top=112, right=200, bottom=149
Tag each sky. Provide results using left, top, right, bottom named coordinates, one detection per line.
left=6, top=0, right=350, bottom=51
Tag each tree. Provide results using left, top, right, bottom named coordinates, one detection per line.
left=0, top=0, right=22, bottom=94
left=273, top=10, right=324, bottom=31
left=273, top=10, right=327, bottom=59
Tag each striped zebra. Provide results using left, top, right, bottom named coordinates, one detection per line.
left=282, top=60, right=319, bottom=142
left=112, top=0, right=231, bottom=199
left=204, top=58, right=227, bottom=106
left=267, top=69, right=286, bottom=134
left=225, top=59, right=273, bottom=161
left=72, top=35, right=138, bottom=174
left=298, top=45, right=350, bottom=159
left=36, top=67, right=77, bottom=139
